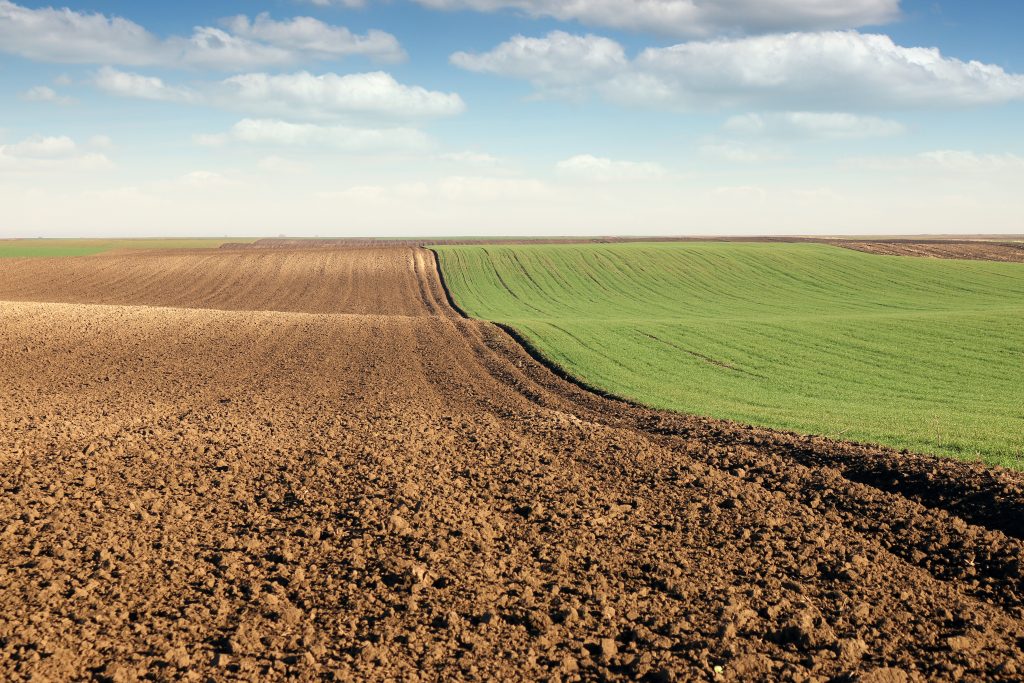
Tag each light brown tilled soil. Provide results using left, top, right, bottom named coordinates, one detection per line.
left=838, top=240, right=1024, bottom=263
left=1, top=246, right=1023, bottom=682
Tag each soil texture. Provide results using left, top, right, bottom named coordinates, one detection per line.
left=1, top=246, right=1023, bottom=681
left=838, top=240, right=1024, bottom=263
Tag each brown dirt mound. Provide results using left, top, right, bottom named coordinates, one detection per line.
left=1, top=246, right=1023, bottom=681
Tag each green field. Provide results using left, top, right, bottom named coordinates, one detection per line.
left=435, top=242, right=1024, bottom=468
left=0, top=238, right=252, bottom=259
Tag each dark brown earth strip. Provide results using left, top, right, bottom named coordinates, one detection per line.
left=837, top=241, right=1024, bottom=263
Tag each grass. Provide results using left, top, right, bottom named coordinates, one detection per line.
left=0, top=238, right=253, bottom=259
left=435, top=242, right=1024, bottom=469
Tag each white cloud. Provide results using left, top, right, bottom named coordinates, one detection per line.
left=918, top=151, right=1024, bottom=172
left=452, top=31, right=626, bottom=98
left=0, top=1, right=402, bottom=69
left=454, top=31, right=1024, bottom=110
left=199, top=119, right=433, bottom=152
left=217, top=71, right=465, bottom=120
left=439, top=151, right=503, bottom=166
left=414, top=0, right=899, bottom=37
left=19, top=85, right=74, bottom=105
left=6, top=135, right=78, bottom=158
left=633, top=31, right=1024, bottom=108
left=221, top=13, right=405, bottom=63
left=170, top=26, right=299, bottom=70
left=94, top=66, right=196, bottom=102
left=0, top=0, right=159, bottom=65
left=847, top=150, right=1024, bottom=173
left=556, top=154, right=671, bottom=181
left=95, top=68, right=463, bottom=121
left=723, top=112, right=906, bottom=139
left=0, top=134, right=112, bottom=172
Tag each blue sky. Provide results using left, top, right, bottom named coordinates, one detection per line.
left=1, top=0, right=1023, bottom=237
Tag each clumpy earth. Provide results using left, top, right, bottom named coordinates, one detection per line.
left=838, top=240, right=1024, bottom=263
left=1, top=245, right=1022, bottom=681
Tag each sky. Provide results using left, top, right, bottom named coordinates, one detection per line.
left=1, top=0, right=1023, bottom=237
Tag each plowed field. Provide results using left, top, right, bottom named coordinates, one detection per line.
left=2, top=245, right=1023, bottom=681
left=839, top=241, right=1024, bottom=263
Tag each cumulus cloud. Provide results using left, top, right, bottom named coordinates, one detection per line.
left=5, top=136, right=78, bottom=158
left=95, top=68, right=464, bottom=121
left=197, top=119, right=433, bottom=152
left=221, top=13, right=405, bottom=63
left=556, top=154, right=671, bottom=181
left=0, top=1, right=403, bottom=69
left=0, top=0, right=158, bottom=65
left=217, top=71, right=465, bottom=120
left=0, top=134, right=112, bottom=172
left=171, top=27, right=301, bottom=70
left=19, top=85, right=74, bottom=105
left=453, top=31, right=1024, bottom=110
left=413, top=0, right=899, bottom=37
left=723, top=112, right=906, bottom=139
left=452, top=31, right=626, bottom=98
left=632, top=32, right=1024, bottom=108
left=94, top=67, right=196, bottom=102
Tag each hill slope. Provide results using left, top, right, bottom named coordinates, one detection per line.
left=436, top=242, right=1024, bottom=467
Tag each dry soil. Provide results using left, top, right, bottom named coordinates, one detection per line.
left=1, top=246, right=1023, bottom=682
left=838, top=240, right=1024, bottom=263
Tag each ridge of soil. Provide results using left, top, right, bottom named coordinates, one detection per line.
left=1, top=246, right=1022, bottom=681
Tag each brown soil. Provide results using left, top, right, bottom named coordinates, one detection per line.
left=1, top=246, right=1023, bottom=682
left=837, top=240, right=1024, bottom=263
